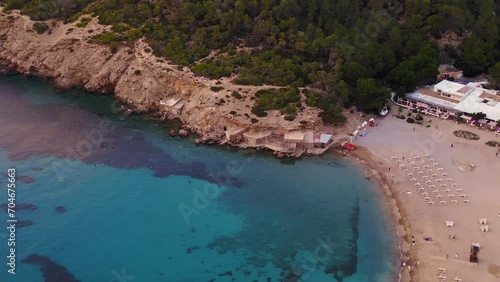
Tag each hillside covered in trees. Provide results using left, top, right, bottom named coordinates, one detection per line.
left=2, top=0, right=500, bottom=123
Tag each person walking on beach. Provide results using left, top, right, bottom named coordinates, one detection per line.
left=496, top=152, right=498, bottom=157
left=455, top=253, right=458, bottom=258
left=413, top=127, right=415, bottom=131
left=451, top=143, right=453, bottom=148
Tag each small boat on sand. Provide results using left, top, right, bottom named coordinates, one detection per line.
left=341, top=141, right=357, bottom=151
left=379, top=107, right=389, bottom=116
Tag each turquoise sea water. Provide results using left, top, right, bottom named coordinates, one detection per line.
left=0, top=76, right=398, bottom=282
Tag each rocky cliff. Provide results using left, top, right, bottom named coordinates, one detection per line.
left=0, top=9, right=325, bottom=142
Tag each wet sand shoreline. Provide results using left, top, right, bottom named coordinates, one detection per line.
left=347, top=113, right=500, bottom=282
left=347, top=147, right=416, bottom=282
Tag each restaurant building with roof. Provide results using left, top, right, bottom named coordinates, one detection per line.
left=398, top=80, right=500, bottom=129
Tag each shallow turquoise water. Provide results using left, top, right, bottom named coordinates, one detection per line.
left=0, top=76, right=398, bottom=282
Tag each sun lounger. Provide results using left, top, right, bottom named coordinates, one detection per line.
left=418, top=171, right=423, bottom=174
left=428, top=201, right=435, bottom=205
left=440, top=201, right=446, bottom=205
left=423, top=175, right=429, bottom=179
left=436, top=179, right=442, bottom=182
left=445, top=221, right=454, bottom=227
left=403, top=169, right=409, bottom=173
left=422, top=192, right=429, bottom=196
left=436, top=194, right=443, bottom=199
left=414, top=183, right=421, bottom=187
left=424, top=154, right=430, bottom=158
left=429, top=158, right=435, bottom=162
left=446, top=178, right=452, bottom=181
left=418, top=187, right=425, bottom=192
left=413, top=167, right=419, bottom=170
left=429, top=185, right=435, bottom=188
left=442, top=173, right=448, bottom=176
left=479, top=218, right=487, bottom=224
left=423, top=165, right=429, bottom=168
left=425, top=180, right=431, bottom=184
left=480, top=225, right=489, bottom=232
left=408, top=172, right=414, bottom=176
left=427, top=169, right=433, bottom=173
left=447, top=194, right=454, bottom=198
left=437, top=167, right=444, bottom=171
left=410, top=162, right=415, bottom=166
left=444, top=189, right=451, bottom=192
left=410, top=178, right=416, bottom=182
left=396, top=160, right=401, bottom=164
left=455, top=188, right=462, bottom=192
left=391, top=156, right=397, bottom=160
left=432, top=190, right=439, bottom=193
left=399, top=164, right=405, bottom=168
left=459, top=194, right=467, bottom=198
left=432, top=174, right=437, bottom=177
left=462, top=199, right=469, bottom=204
left=451, top=200, right=458, bottom=204
left=440, top=184, right=446, bottom=187
left=433, top=163, right=439, bottom=166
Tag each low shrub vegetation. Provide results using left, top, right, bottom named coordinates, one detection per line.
left=231, top=91, right=243, bottom=99
left=453, top=130, right=480, bottom=140
left=76, top=16, right=91, bottom=28
left=485, top=141, right=500, bottom=147
left=210, top=86, right=224, bottom=92
left=32, top=22, right=49, bottom=34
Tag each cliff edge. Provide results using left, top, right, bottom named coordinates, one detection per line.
left=0, top=9, right=328, bottom=144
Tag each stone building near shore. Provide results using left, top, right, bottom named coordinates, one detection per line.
left=160, top=97, right=185, bottom=115
left=243, top=130, right=272, bottom=146
left=225, top=127, right=247, bottom=142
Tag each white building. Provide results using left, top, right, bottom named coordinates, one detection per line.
left=159, top=97, right=185, bottom=115
left=399, top=80, right=500, bottom=124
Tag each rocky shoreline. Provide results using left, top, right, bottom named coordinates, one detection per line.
left=0, top=9, right=335, bottom=158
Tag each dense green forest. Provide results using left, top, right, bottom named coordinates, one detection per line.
left=2, top=0, right=500, bottom=123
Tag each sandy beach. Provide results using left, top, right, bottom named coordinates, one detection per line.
left=350, top=111, right=500, bottom=282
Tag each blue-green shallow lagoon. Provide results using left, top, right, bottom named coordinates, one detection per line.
left=0, top=76, right=398, bottom=282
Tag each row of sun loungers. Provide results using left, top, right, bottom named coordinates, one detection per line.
left=393, top=155, right=470, bottom=206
